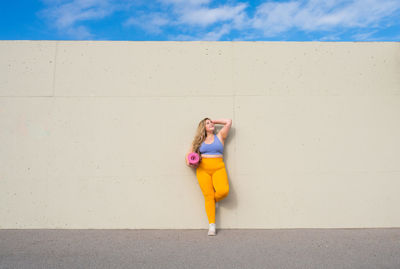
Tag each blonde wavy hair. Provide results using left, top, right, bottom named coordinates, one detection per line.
left=192, top=117, right=214, bottom=155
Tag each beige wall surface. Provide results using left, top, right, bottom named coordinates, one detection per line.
left=0, top=41, right=399, bottom=229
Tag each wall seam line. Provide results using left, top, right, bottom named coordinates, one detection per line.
left=51, top=41, right=59, bottom=97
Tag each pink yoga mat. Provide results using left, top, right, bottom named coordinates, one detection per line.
left=187, top=152, right=200, bottom=165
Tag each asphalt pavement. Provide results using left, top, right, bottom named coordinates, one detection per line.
left=1, top=228, right=399, bottom=268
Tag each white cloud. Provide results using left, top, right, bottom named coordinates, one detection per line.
left=177, top=3, right=248, bottom=27
left=318, top=34, right=341, bottom=41
left=158, top=0, right=212, bottom=7
left=201, top=23, right=232, bottom=40
left=38, top=0, right=114, bottom=28
left=352, top=30, right=379, bottom=40
left=252, top=2, right=301, bottom=36
left=158, top=0, right=400, bottom=39
left=123, top=0, right=249, bottom=40
left=251, top=0, right=400, bottom=36
left=37, top=0, right=130, bottom=39
left=167, top=33, right=198, bottom=41
left=124, top=12, right=170, bottom=34
left=65, top=25, right=94, bottom=39
left=37, top=0, right=400, bottom=40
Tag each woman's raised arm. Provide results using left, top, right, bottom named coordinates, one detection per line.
left=212, top=119, right=232, bottom=140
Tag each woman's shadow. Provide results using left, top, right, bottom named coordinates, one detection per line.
left=214, top=125, right=237, bottom=224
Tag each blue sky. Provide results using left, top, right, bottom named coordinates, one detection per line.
left=1, top=0, right=400, bottom=41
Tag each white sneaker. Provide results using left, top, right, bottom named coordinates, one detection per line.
left=208, top=223, right=216, bottom=236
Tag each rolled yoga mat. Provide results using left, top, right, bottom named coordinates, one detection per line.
left=187, top=152, right=200, bottom=165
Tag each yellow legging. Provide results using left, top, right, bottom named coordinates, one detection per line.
left=196, top=157, right=230, bottom=224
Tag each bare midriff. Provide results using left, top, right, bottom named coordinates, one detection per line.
left=201, top=154, right=223, bottom=158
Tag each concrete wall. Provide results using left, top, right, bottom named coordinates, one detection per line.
left=0, top=41, right=399, bottom=229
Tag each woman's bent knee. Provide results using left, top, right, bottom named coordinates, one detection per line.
left=216, top=187, right=229, bottom=199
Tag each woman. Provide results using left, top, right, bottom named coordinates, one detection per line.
left=185, top=118, right=232, bottom=236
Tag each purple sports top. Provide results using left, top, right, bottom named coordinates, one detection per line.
left=199, top=134, right=224, bottom=155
